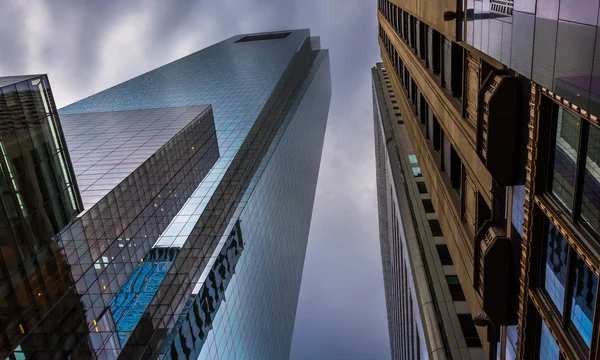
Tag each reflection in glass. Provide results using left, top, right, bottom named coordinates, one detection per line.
left=552, top=107, right=580, bottom=212
left=505, top=325, right=518, bottom=360
left=544, top=221, right=568, bottom=314
left=540, top=321, right=560, bottom=360
left=412, top=166, right=422, bottom=177
left=582, top=124, right=600, bottom=233
left=512, top=185, right=526, bottom=237
left=569, top=252, right=597, bottom=348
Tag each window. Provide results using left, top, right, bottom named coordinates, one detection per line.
left=542, top=216, right=598, bottom=351
left=551, top=106, right=580, bottom=212
left=422, top=199, right=434, bottom=213
left=412, top=167, right=422, bottom=177
left=408, top=154, right=418, bottom=164
left=433, top=116, right=441, bottom=151
left=512, top=185, right=526, bottom=237
left=450, top=146, right=462, bottom=190
left=429, top=219, right=443, bottom=236
left=417, top=182, right=428, bottom=194
left=446, top=275, right=466, bottom=301
left=539, top=321, right=560, bottom=360
left=581, top=123, right=600, bottom=233
left=436, top=244, right=453, bottom=265
left=458, top=314, right=482, bottom=347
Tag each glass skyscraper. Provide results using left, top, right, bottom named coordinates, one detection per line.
left=1, top=29, right=330, bottom=359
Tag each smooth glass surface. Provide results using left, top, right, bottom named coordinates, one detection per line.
left=582, top=124, right=600, bottom=233
left=569, top=252, right=597, bottom=347
left=512, top=185, right=526, bottom=237
left=552, top=107, right=580, bottom=212
left=539, top=321, right=560, bottom=360
left=544, top=220, right=569, bottom=314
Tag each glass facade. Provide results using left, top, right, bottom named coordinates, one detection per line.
left=3, top=30, right=331, bottom=359
left=465, top=0, right=600, bottom=114
left=0, top=75, right=85, bottom=358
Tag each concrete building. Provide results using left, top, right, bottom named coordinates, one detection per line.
left=376, top=0, right=600, bottom=359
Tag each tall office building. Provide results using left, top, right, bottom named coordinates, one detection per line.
left=377, top=1, right=600, bottom=359
left=2, top=29, right=331, bottom=359
left=374, top=63, right=484, bottom=360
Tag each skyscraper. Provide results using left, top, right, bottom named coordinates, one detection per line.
left=373, top=63, right=484, bottom=360
left=2, top=29, right=330, bottom=359
left=377, top=0, right=600, bottom=359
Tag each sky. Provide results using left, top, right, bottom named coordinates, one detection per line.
left=0, top=1, right=390, bottom=359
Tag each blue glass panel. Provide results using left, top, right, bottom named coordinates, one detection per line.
left=569, top=252, right=597, bottom=347
left=505, top=325, right=518, bottom=360
left=539, top=321, right=561, bottom=360
left=412, top=167, right=422, bottom=177
left=512, top=185, right=526, bottom=237
left=408, top=154, right=418, bottom=164
left=544, top=221, right=569, bottom=314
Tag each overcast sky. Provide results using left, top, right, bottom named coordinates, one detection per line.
left=0, top=1, right=390, bottom=359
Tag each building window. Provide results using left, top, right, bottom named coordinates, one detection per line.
left=446, top=275, right=466, bottom=301
left=422, top=199, right=435, bottom=213
left=429, top=219, right=443, bottom=236
left=539, top=321, right=560, bottom=360
left=408, top=154, right=418, bottom=164
left=541, top=216, right=598, bottom=352
left=433, top=116, right=441, bottom=151
left=551, top=106, right=580, bottom=213
left=569, top=252, right=596, bottom=347
left=581, top=123, right=600, bottom=234
left=417, top=181, right=428, bottom=194
left=543, top=220, right=568, bottom=315
left=436, top=244, right=453, bottom=265
left=412, top=167, right=422, bottom=177
left=512, top=185, right=526, bottom=237
left=457, top=314, right=482, bottom=347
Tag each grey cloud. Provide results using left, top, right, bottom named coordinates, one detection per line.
left=0, top=1, right=390, bottom=359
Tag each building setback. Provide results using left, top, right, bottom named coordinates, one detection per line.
left=377, top=0, right=599, bottom=359
left=1, top=29, right=331, bottom=359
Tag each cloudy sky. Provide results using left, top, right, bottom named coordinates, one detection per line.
left=0, top=1, right=390, bottom=359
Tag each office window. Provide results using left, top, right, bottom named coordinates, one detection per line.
left=433, top=116, right=441, bottom=151
left=581, top=124, right=600, bottom=234
left=408, top=154, right=418, bottom=164
left=443, top=38, right=452, bottom=90
left=539, top=321, right=560, bottom=360
left=431, top=29, right=442, bottom=76
left=422, top=199, right=435, bottom=213
left=512, top=185, right=526, bottom=237
left=458, top=314, right=482, bottom=347
left=436, top=244, right=453, bottom=265
left=551, top=106, right=580, bottom=213
left=429, top=219, right=443, bottom=236
left=417, top=181, right=428, bottom=194
left=412, top=167, right=422, bottom=177
left=442, top=132, right=451, bottom=173
left=569, top=252, right=597, bottom=347
left=419, top=94, right=427, bottom=125
left=446, top=275, right=466, bottom=301
left=419, top=21, right=427, bottom=63
left=450, top=146, right=462, bottom=190
left=544, top=220, right=568, bottom=315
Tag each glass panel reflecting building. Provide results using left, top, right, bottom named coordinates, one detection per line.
left=2, top=30, right=330, bottom=359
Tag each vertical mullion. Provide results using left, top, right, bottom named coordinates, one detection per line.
left=572, top=120, right=589, bottom=222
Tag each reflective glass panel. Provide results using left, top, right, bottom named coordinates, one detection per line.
left=569, top=252, right=597, bottom=347
left=582, top=124, right=600, bottom=233
left=539, top=321, right=561, bottom=360
left=544, top=220, right=569, bottom=314
left=512, top=185, right=526, bottom=238
left=552, top=107, right=580, bottom=212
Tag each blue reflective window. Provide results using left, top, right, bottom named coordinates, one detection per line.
left=544, top=221, right=568, bottom=314
left=569, top=252, right=597, bottom=347
left=412, top=166, right=422, bottom=177
left=539, top=321, right=560, bottom=360
left=408, top=154, right=418, bottom=164
left=505, top=325, right=518, bottom=360
left=512, top=185, right=526, bottom=237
